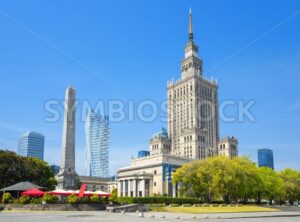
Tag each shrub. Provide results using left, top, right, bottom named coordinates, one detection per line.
left=19, top=195, right=31, bottom=204
left=79, top=196, right=91, bottom=204
left=2, top=193, right=13, bottom=204
left=182, top=204, right=192, bottom=207
left=169, top=204, right=179, bottom=207
left=67, top=194, right=79, bottom=204
left=109, top=188, right=118, bottom=203
left=30, top=198, right=42, bottom=204
left=90, top=194, right=100, bottom=203
left=90, top=194, right=105, bottom=204
left=42, top=193, right=58, bottom=204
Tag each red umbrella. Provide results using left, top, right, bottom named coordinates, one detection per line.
left=21, top=188, right=45, bottom=197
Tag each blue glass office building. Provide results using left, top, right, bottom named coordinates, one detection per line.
left=258, top=148, right=274, bottom=170
left=17, top=131, right=45, bottom=160
left=85, top=109, right=110, bottom=177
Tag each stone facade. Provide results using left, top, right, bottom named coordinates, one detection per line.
left=167, top=10, right=219, bottom=160
left=79, top=176, right=117, bottom=193
left=117, top=154, right=189, bottom=197
left=149, top=128, right=171, bottom=156
left=56, top=86, right=78, bottom=190
left=218, top=136, right=238, bottom=159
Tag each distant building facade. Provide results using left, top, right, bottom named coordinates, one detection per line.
left=50, top=164, right=60, bottom=175
left=79, top=176, right=116, bottom=193
left=17, top=131, right=45, bottom=160
left=138, top=150, right=150, bottom=158
left=218, top=136, right=238, bottom=159
left=117, top=154, right=189, bottom=197
left=85, top=109, right=110, bottom=178
left=149, top=128, right=171, bottom=156
left=258, top=148, right=274, bottom=170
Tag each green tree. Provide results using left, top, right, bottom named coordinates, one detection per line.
left=173, top=156, right=292, bottom=204
left=256, top=167, right=285, bottom=205
left=232, top=157, right=260, bottom=203
left=279, top=168, right=300, bottom=205
left=0, top=150, right=56, bottom=190
left=109, top=188, right=118, bottom=203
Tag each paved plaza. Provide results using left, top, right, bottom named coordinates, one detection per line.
left=1, top=210, right=300, bottom=222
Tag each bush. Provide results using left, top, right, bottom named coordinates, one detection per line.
left=90, top=194, right=105, bottom=204
left=42, top=193, right=58, bottom=204
left=169, top=204, right=179, bottom=207
left=19, top=195, right=31, bottom=204
left=30, top=198, right=42, bottom=204
left=117, top=197, right=200, bottom=205
left=67, top=194, right=79, bottom=204
left=90, top=194, right=100, bottom=203
left=182, top=204, right=192, bottom=207
left=109, top=188, right=118, bottom=203
left=79, top=196, right=91, bottom=204
left=2, top=193, right=13, bottom=204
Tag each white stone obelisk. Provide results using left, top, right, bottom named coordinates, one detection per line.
left=56, top=86, right=78, bottom=190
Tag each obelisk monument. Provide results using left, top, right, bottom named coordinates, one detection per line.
left=56, top=86, right=78, bottom=190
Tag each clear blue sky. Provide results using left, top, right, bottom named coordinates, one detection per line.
left=0, top=0, right=299, bottom=175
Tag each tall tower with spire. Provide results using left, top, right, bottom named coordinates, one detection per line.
left=167, top=10, right=219, bottom=160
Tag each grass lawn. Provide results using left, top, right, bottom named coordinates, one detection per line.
left=150, top=205, right=279, bottom=214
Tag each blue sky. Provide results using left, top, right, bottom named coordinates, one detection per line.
left=0, top=0, right=299, bottom=175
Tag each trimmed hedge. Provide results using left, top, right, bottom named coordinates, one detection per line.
left=117, top=197, right=201, bottom=205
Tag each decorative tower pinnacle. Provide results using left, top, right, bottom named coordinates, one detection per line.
left=181, top=9, right=203, bottom=78
left=189, top=8, right=193, bottom=41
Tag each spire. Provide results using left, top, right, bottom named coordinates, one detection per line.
left=188, top=8, right=193, bottom=41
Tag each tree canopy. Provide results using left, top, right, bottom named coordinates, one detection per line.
left=173, top=156, right=300, bottom=204
left=0, top=150, right=57, bottom=190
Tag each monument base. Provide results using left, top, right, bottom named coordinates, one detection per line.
left=56, top=168, right=79, bottom=190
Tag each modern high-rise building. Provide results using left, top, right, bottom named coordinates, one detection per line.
left=167, top=9, right=219, bottom=160
left=85, top=109, right=110, bottom=178
left=258, top=148, right=274, bottom=170
left=17, top=131, right=45, bottom=160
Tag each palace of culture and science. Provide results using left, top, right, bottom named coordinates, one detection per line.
left=117, top=10, right=238, bottom=197
left=167, top=11, right=219, bottom=159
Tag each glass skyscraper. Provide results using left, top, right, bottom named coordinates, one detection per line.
left=258, top=148, right=274, bottom=170
left=85, top=109, right=110, bottom=177
left=17, top=131, right=45, bottom=160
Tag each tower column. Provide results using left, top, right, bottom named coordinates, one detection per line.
left=56, top=86, right=78, bottom=190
